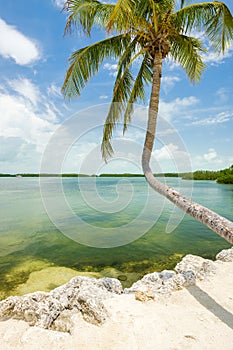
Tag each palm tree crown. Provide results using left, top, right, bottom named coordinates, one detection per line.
left=62, top=0, right=233, bottom=158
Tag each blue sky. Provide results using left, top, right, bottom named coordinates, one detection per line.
left=0, top=0, right=233, bottom=174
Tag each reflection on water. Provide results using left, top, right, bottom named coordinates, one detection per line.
left=0, top=177, right=232, bottom=299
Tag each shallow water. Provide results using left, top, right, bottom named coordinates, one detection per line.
left=0, top=177, right=232, bottom=299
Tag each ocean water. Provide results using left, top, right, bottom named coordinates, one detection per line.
left=0, top=176, right=232, bottom=299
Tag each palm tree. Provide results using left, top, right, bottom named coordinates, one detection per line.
left=62, top=0, right=233, bottom=243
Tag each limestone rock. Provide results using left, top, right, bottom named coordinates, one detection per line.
left=1, top=249, right=230, bottom=333
left=159, top=270, right=176, bottom=281
left=0, top=276, right=122, bottom=332
left=216, top=247, right=233, bottom=262
left=175, top=254, right=215, bottom=280
left=124, top=268, right=195, bottom=297
left=77, top=293, right=107, bottom=325
left=124, top=272, right=162, bottom=295
left=135, top=288, right=155, bottom=302
left=182, top=271, right=196, bottom=285
left=51, top=310, right=75, bottom=333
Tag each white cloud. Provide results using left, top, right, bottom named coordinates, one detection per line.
left=203, top=148, right=218, bottom=162
left=103, top=62, right=118, bottom=77
left=0, top=78, right=61, bottom=164
left=159, top=96, right=199, bottom=121
left=215, top=87, right=229, bottom=104
left=109, top=72, right=117, bottom=77
left=185, top=29, right=233, bottom=65
left=161, top=76, right=180, bottom=94
left=53, top=0, right=66, bottom=8
left=152, top=143, right=189, bottom=162
left=0, top=84, right=7, bottom=93
left=47, top=83, right=62, bottom=98
left=192, top=148, right=225, bottom=169
left=0, top=136, right=26, bottom=162
left=7, top=77, right=40, bottom=106
left=191, top=111, right=233, bottom=126
left=157, top=128, right=176, bottom=137
left=0, top=93, right=55, bottom=148
left=150, top=143, right=191, bottom=173
left=0, top=18, right=40, bottom=65
left=153, top=143, right=179, bottom=161
left=104, top=63, right=117, bottom=70
left=99, top=95, right=109, bottom=100
left=201, top=47, right=233, bottom=65
left=165, top=55, right=180, bottom=71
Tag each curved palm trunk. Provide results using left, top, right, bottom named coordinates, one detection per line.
left=142, top=51, right=233, bottom=244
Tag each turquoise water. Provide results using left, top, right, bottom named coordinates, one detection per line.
left=0, top=177, right=232, bottom=299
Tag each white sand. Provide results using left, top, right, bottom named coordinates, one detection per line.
left=0, top=259, right=232, bottom=350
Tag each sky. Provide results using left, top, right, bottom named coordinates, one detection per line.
left=0, top=0, right=233, bottom=175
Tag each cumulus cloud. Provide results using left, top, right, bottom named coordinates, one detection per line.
left=165, top=56, right=180, bottom=71
left=150, top=142, right=191, bottom=173
left=192, top=148, right=225, bottom=170
left=53, top=0, right=66, bottom=8
left=161, top=76, right=180, bottom=94
left=203, top=148, right=218, bottom=162
left=104, top=63, right=117, bottom=70
left=191, top=150, right=233, bottom=170
left=103, top=63, right=118, bottom=77
left=201, top=47, right=233, bottom=66
left=0, top=18, right=40, bottom=65
left=159, top=96, right=199, bottom=121
left=0, top=78, right=60, bottom=163
left=99, top=95, right=109, bottom=100
left=0, top=93, right=55, bottom=149
left=152, top=143, right=189, bottom=161
left=184, top=29, right=233, bottom=66
left=153, top=143, right=179, bottom=161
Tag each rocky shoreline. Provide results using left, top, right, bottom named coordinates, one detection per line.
left=0, top=247, right=232, bottom=334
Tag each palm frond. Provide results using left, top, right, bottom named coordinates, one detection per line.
left=173, top=2, right=233, bottom=53
left=64, top=0, right=114, bottom=36
left=116, top=36, right=140, bottom=76
left=180, top=0, right=192, bottom=9
left=205, top=2, right=233, bottom=52
left=101, top=67, right=134, bottom=160
left=170, top=34, right=206, bottom=82
left=101, top=39, right=150, bottom=160
left=62, top=34, right=130, bottom=98
left=134, top=0, right=174, bottom=20
left=107, top=0, right=135, bottom=32
left=123, top=55, right=152, bottom=133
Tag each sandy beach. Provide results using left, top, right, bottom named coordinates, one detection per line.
left=0, top=251, right=233, bottom=350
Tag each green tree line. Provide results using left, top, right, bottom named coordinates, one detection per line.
left=182, top=165, right=233, bottom=184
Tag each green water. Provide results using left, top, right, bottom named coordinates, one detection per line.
left=0, top=177, right=232, bottom=299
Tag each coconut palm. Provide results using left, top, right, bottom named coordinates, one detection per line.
left=62, top=0, right=233, bottom=243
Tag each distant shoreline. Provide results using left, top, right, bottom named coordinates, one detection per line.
left=0, top=166, right=232, bottom=183
left=0, top=173, right=179, bottom=178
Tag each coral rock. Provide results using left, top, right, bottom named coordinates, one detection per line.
left=0, top=277, right=122, bottom=332
left=175, top=255, right=215, bottom=280
left=216, top=247, right=233, bottom=262
left=135, top=288, right=155, bottom=302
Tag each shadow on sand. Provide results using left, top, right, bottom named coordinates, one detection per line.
left=187, top=285, right=233, bottom=330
